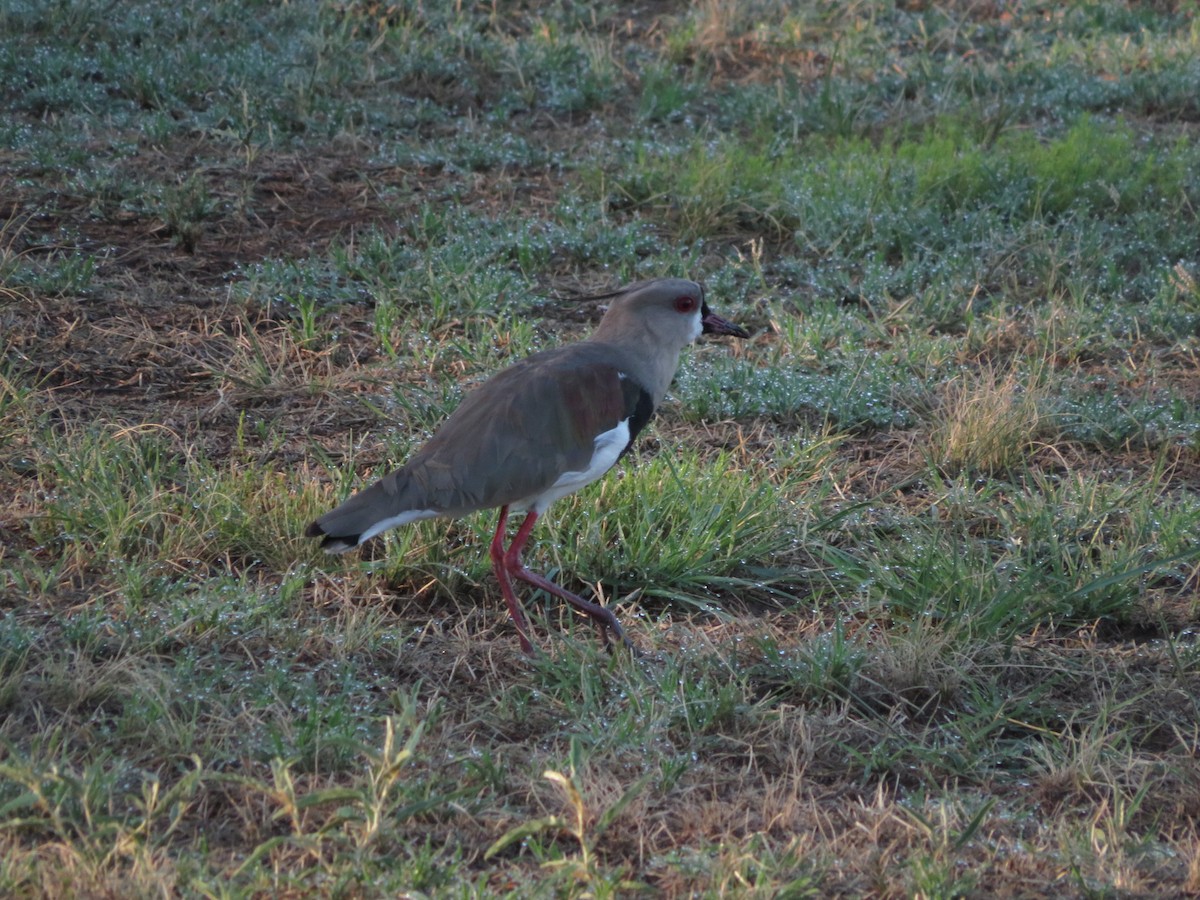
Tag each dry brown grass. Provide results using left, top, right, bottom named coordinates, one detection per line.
left=927, top=361, right=1050, bottom=475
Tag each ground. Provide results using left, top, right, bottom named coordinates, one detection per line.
left=1, top=1, right=1199, bottom=897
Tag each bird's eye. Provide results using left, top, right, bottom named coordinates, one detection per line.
left=674, top=295, right=698, bottom=314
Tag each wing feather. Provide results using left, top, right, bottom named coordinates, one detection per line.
left=399, top=346, right=653, bottom=516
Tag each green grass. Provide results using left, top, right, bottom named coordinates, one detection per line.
left=3, top=0, right=1200, bottom=896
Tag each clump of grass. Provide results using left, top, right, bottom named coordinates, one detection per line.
left=998, top=462, right=1200, bottom=623
left=157, top=173, right=213, bottom=253
left=28, top=419, right=351, bottom=581
left=546, top=449, right=808, bottom=610
left=501, top=28, right=621, bottom=114
left=202, top=315, right=347, bottom=404
left=31, top=424, right=189, bottom=570
left=603, top=133, right=802, bottom=242
left=821, top=520, right=1044, bottom=645
left=662, top=0, right=808, bottom=67
left=637, top=62, right=699, bottom=123
left=927, top=363, right=1048, bottom=474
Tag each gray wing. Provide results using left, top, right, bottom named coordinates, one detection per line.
left=400, top=347, right=652, bottom=515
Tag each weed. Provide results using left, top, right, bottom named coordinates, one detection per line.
left=487, top=736, right=650, bottom=895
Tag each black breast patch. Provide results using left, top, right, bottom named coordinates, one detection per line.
left=619, top=374, right=655, bottom=456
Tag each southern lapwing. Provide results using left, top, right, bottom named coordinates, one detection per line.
left=306, top=278, right=749, bottom=653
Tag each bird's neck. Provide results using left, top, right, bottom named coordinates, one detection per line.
left=586, top=332, right=685, bottom=404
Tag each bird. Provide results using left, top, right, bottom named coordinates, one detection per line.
left=306, top=278, right=749, bottom=654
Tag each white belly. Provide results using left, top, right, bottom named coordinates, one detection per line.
left=515, top=418, right=631, bottom=513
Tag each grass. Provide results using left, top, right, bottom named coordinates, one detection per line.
left=927, top=362, right=1048, bottom=474
left=2, top=0, right=1200, bottom=896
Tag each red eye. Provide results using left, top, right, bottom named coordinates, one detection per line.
left=674, top=295, right=698, bottom=314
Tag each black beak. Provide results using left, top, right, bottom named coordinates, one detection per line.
left=700, top=301, right=750, bottom=338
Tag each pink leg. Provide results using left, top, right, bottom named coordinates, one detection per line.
left=503, top=511, right=634, bottom=652
left=489, top=506, right=534, bottom=654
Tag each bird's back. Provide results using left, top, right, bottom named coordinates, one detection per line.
left=395, top=341, right=652, bottom=516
